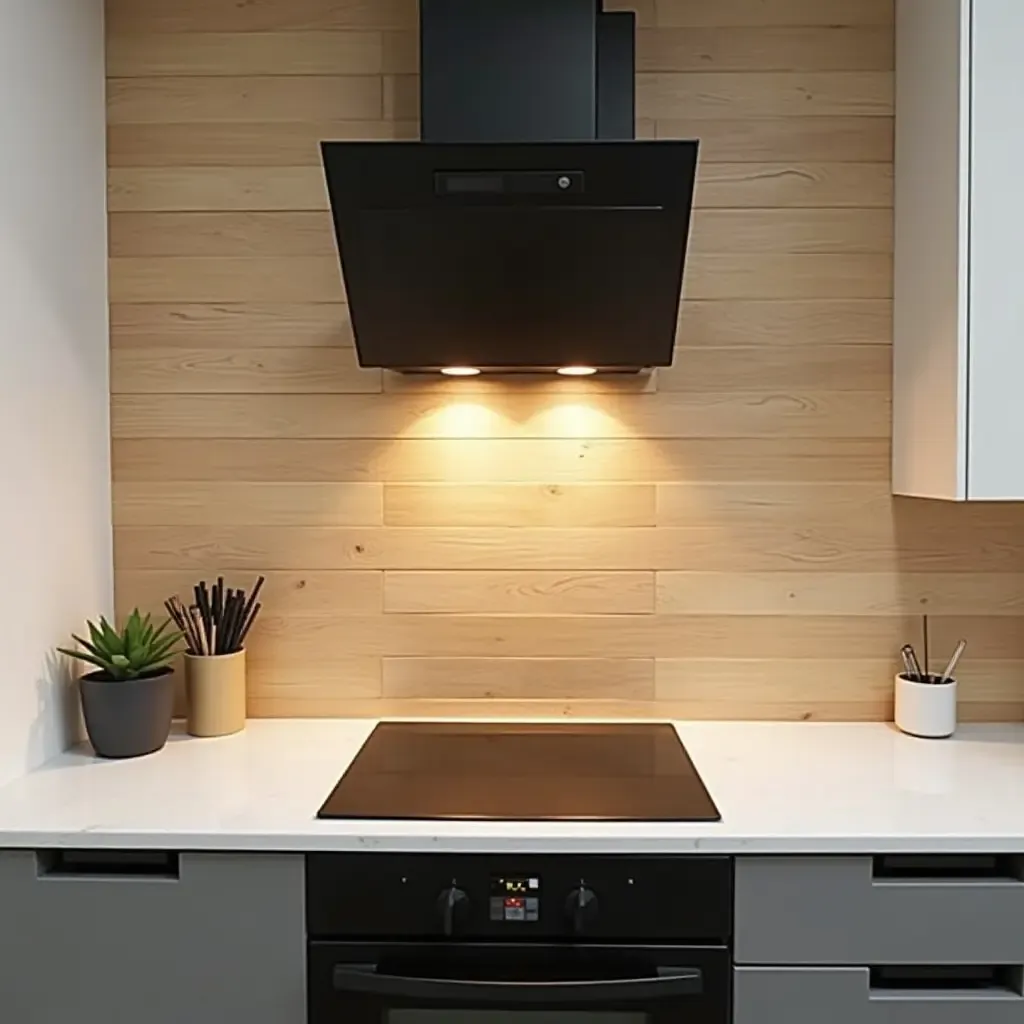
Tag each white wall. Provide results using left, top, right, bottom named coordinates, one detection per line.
left=0, top=0, right=111, bottom=784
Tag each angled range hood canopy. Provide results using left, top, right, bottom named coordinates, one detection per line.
left=321, top=0, right=699, bottom=373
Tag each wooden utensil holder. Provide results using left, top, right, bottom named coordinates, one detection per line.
left=185, top=650, right=246, bottom=737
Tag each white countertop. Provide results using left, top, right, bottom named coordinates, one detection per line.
left=0, top=720, right=1023, bottom=853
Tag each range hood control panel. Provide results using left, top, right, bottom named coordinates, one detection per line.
left=436, top=170, right=585, bottom=196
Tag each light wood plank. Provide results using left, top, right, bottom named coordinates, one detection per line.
left=108, top=212, right=335, bottom=257
left=111, top=347, right=377, bottom=393
left=384, top=484, right=657, bottom=527
left=691, top=209, right=892, bottom=254
left=247, top=657, right=383, bottom=709
left=110, top=208, right=892, bottom=258
left=655, top=0, right=894, bottom=28
left=655, top=658, right=894, bottom=714
left=116, top=569, right=383, bottom=618
left=108, top=167, right=328, bottom=212
left=108, top=257, right=344, bottom=302
left=110, top=391, right=892, bottom=440
left=382, top=658, right=656, bottom=700
left=657, top=656, right=1024, bottom=717
left=656, top=572, right=1024, bottom=617
left=112, top=520, right=1024, bottom=573
left=108, top=162, right=892, bottom=212
left=697, top=162, right=893, bottom=209
left=660, top=346, right=892, bottom=392
left=219, top=612, right=917, bottom=659
left=110, top=303, right=353, bottom=348
left=107, top=120, right=419, bottom=167
left=677, top=299, right=892, bottom=347
left=107, top=31, right=387, bottom=77
left=106, top=0, right=419, bottom=33
left=107, top=76, right=383, bottom=124
left=637, top=26, right=893, bottom=72
left=658, top=116, right=893, bottom=162
left=638, top=72, right=892, bottom=120
left=383, top=571, right=655, bottom=614
left=112, top=437, right=892, bottom=484
left=686, top=254, right=892, bottom=299
left=656, top=482, right=891, bottom=527
left=113, top=482, right=383, bottom=526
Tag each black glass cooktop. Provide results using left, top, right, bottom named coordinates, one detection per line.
left=317, top=722, right=720, bottom=822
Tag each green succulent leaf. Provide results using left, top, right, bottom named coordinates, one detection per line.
left=61, top=612, right=183, bottom=683
left=57, top=648, right=115, bottom=674
left=71, top=634, right=106, bottom=661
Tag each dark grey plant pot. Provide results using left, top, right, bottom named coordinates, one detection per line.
left=79, top=670, right=175, bottom=759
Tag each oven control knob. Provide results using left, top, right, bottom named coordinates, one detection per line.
left=565, top=884, right=599, bottom=934
left=436, top=883, right=471, bottom=936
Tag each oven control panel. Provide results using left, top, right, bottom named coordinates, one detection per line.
left=490, top=875, right=541, bottom=923
left=306, top=853, right=732, bottom=942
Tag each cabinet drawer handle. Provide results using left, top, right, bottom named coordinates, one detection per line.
left=873, top=854, right=1024, bottom=881
left=37, top=850, right=180, bottom=879
left=870, top=965, right=1023, bottom=997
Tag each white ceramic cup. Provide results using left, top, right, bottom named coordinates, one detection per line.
left=894, top=673, right=957, bottom=739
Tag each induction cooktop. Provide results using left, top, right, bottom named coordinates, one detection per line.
left=316, top=722, right=720, bottom=822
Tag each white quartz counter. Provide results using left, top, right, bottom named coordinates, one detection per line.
left=0, top=719, right=1023, bottom=853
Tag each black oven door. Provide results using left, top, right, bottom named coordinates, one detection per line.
left=309, top=942, right=729, bottom=1024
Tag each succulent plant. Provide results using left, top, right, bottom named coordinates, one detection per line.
left=58, top=609, right=183, bottom=681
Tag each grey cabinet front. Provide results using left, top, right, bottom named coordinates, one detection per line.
left=736, top=856, right=1024, bottom=964
left=735, top=967, right=1024, bottom=1024
left=0, top=850, right=305, bottom=1024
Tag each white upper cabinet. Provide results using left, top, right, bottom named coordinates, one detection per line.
left=894, top=0, right=1024, bottom=500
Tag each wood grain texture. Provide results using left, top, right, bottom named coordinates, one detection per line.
left=112, top=438, right=892, bottom=483
left=636, top=72, right=893, bottom=120
left=384, top=484, right=657, bottom=527
left=116, top=569, right=383, bottom=617
left=110, top=391, right=892, bottom=440
left=657, top=117, right=893, bottom=162
left=654, top=0, right=894, bottom=28
left=383, top=571, right=655, bottom=614
left=382, top=659, right=656, bottom=700
left=113, top=482, right=383, bottom=525
left=107, top=76, right=383, bottom=123
left=636, top=27, right=894, bottom=72
left=113, top=521, right=1024, bottom=574
left=110, top=347, right=378, bottom=393
left=109, top=303, right=354, bottom=348
left=107, top=1, right=1021, bottom=722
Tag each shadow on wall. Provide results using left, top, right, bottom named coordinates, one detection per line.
left=26, top=652, right=85, bottom=773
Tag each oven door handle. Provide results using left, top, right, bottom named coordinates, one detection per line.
left=331, top=963, right=703, bottom=1004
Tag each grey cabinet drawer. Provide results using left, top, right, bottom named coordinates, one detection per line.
left=0, top=850, right=306, bottom=1024
left=735, top=966, right=1024, bottom=1024
left=736, top=856, right=1024, bottom=964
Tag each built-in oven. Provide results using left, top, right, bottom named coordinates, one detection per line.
left=306, top=854, right=733, bottom=1024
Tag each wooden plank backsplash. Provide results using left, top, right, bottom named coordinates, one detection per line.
left=108, top=0, right=1024, bottom=721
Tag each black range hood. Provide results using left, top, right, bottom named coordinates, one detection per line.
left=321, top=0, right=699, bottom=373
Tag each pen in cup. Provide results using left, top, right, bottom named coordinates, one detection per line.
left=940, top=639, right=967, bottom=682
left=901, top=644, right=923, bottom=681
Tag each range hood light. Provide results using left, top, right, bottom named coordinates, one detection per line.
left=441, top=366, right=481, bottom=376
left=557, top=366, right=598, bottom=377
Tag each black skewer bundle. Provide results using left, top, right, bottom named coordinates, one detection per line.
left=165, top=575, right=264, bottom=657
